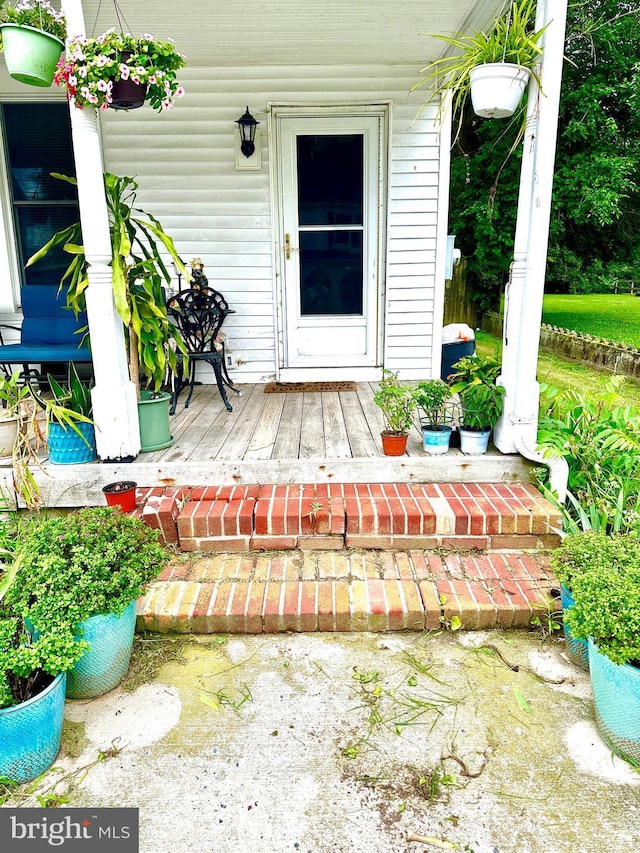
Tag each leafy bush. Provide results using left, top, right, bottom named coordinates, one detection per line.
left=537, top=377, right=640, bottom=535
left=562, top=533, right=640, bottom=666
left=9, top=507, right=169, bottom=633
left=413, top=380, right=451, bottom=427
left=373, top=370, right=416, bottom=435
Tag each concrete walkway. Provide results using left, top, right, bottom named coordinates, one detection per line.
left=10, top=631, right=640, bottom=853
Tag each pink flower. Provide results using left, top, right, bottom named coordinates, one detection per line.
left=148, top=75, right=156, bottom=84
left=175, top=86, right=185, bottom=98
left=95, top=54, right=110, bottom=67
left=119, top=63, right=130, bottom=80
left=68, top=74, right=77, bottom=87
left=131, top=75, right=141, bottom=85
left=161, top=100, right=173, bottom=110
left=80, top=86, right=91, bottom=99
left=136, top=66, right=146, bottom=76
left=97, top=79, right=109, bottom=92
left=88, top=94, right=99, bottom=104
left=99, top=102, right=110, bottom=111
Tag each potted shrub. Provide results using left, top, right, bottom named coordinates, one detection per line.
left=9, top=506, right=169, bottom=699
left=0, top=548, right=86, bottom=782
left=31, top=363, right=97, bottom=464
left=413, top=0, right=546, bottom=133
left=457, top=382, right=505, bottom=455
left=0, top=0, right=66, bottom=87
left=413, top=379, right=452, bottom=455
left=373, top=369, right=417, bottom=456
left=562, top=533, right=640, bottom=766
left=54, top=29, right=186, bottom=112
left=27, top=172, right=189, bottom=453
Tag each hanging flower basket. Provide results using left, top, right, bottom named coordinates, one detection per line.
left=0, top=0, right=66, bottom=87
left=469, top=62, right=531, bottom=118
left=55, top=29, right=186, bottom=112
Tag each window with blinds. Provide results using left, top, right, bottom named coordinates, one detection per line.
left=3, top=103, right=79, bottom=287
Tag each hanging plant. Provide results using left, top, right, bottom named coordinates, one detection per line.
left=412, top=0, right=547, bottom=133
left=54, top=29, right=186, bottom=112
left=0, top=0, right=66, bottom=41
left=0, top=0, right=67, bottom=87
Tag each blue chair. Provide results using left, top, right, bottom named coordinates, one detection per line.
left=0, top=285, right=92, bottom=384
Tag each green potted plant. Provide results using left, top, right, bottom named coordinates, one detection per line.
left=27, top=171, right=189, bottom=453
left=55, top=29, right=186, bottom=112
left=373, top=369, right=417, bottom=456
left=30, top=363, right=97, bottom=464
left=457, top=382, right=505, bottom=454
left=413, top=0, right=546, bottom=133
left=0, top=370, right=44, bottom=509
left=9, top=506, right=169, bottom=699
left=561, top=533, right=640, bottom=766
left=0, top=0, right=66, bottom=87
left=0, top=536, right=87, bottom=782
left=413, top=379, right=452, bottom=455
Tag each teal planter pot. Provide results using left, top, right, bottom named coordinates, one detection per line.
left=560, top=584, right=589, bottom=672
left=0, top=24, right=64, bottom=87
left=0, top=672, right=66, bottom=783
left=422, top=425, right=452, bottom=455
left=48, top=421, right=98, bottom=464
left=66, top=601, right=137, bottom=699
left=588, top=639, right=640, bottom=767
left=138, top=390, right=173, bottom=452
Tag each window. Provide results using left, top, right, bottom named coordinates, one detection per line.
left=3, top=103, right=78, bottom=288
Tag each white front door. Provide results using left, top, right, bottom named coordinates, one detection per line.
left=275, top=111, right=385, bottom=379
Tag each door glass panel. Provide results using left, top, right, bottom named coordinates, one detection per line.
left=300, top=231, right=363, bottom=316
left=297, top=135, right=363, bottom=227
left=16, top=207, right=80, bottom=287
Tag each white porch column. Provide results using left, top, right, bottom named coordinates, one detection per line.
left=61, top=0, right=140, bottom=459
left=493, top=0, right=568, bottom=494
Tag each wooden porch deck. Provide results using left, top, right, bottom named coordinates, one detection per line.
left=7, top=383, right=536, bottom=508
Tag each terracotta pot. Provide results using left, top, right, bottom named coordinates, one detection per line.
left=381, top=431, right=408, bottom=456
left=102, top=481, right=137, bottom=512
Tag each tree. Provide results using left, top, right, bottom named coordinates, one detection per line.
left=448, top=0, right=640, bottom=310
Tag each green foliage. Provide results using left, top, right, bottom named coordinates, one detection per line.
left=542, top=294, right=640, bottom=348
left=537, top=377, right=640, bottom=535
left=459, top=382, right=505, bottom=430
left=27, top=172, right=188, bottom=392
left=413, top=379, right=451, bottom=426
left=449, top=1, right=640, bottom=309
left=413, top=0, right=545, bottom=135
left=0, top=1, right=66, bottom=42
left=449, top=352, right=502, bottom=391
left=373, top=370, right=417, bottom=435
left=8, top=507, right=169, bottom=635
left=561, top=533, right=640, bottom=665
left=29, top=363, right=94, bottom=448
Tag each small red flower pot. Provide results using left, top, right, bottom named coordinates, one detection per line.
left=102, top=481, right=137, bottom=512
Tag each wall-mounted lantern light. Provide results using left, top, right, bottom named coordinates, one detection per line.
left=236, top=106, right=259, bottom=158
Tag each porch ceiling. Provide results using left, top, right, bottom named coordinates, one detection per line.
left=78, top=0, right=503, bottom=67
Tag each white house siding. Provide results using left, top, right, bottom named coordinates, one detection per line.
left=99, top=64, right=444, bottom=382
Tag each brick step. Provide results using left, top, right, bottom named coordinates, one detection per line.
left=138, top=482, right=562, bottom=553
left=136, top=549, right=559, bottom=634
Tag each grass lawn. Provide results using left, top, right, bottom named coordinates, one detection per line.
left=475, top=330, right=640, bottom=411
left=542, top=294, right=640, bottom=348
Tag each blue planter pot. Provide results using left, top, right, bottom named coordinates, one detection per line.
left=422, top=425, right=452, bottom=455
left=0, top=672, right=66, bottom=783
left=588, top=639, right=640, bottom=766
left=48, top=421, right=97, bottom=464
left=560, top=584, right=589, bottom=672
left=66, top=601, right=137, bottom=699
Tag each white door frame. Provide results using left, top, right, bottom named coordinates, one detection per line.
left=270, top=103, right=389, bottom=382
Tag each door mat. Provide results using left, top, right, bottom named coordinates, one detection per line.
left=264, top=381, right=357, bottom=393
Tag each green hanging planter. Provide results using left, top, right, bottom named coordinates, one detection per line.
left=0, top=23, right=64, bottom=87
left=138, top=390, right=173, bottom=452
